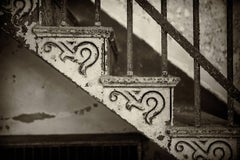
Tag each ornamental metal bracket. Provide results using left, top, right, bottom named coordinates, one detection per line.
left=171, top=138, right=236, bottom=160
left=100, top=75, right=180, bottom=149
left=32, top=25, right=114, bottom=99
left=167, top=126, right=240, bottom=159
left=42, top=40, right=99, bottom=76
left=109, top=89, right=165, bottom=125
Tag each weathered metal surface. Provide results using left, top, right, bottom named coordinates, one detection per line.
left=1, top=1, right=240, bottom=159
left=135, top=0, right=240, bottom=104
left=227, top=0, right=234, bottom=126
left=101, top=75, right=179, bottom=150
left=94, top=0, right=101, bottom=26
left=127, top=0, right=133, bottom=76
left=33, top=26, right=112, bottom=100
left=33, top=25, right=113, bottom=38
left=170, top=138, right=237, bottom=160
left=40, top=0, right=66, bottom=26
left=0, top=0, right=38, bottom=47
left=61, top=0, right=67, bottom=26
left=0, top=0, right=35, bottom=27
left=193, top=0, right=201, bottom=127
left=161, top=0, right=168, bottom=76
left=167, top=126, right=240, bottom=138
left=109, top=90, right=165, bottom=125
left=100, top=75, right=180, bottom=87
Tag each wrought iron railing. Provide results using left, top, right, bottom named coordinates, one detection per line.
left=90, top=0, right=239, bottom=127
left=50, top=0, right=239, bottom=127
left=135, top=0, right=239, bottom=127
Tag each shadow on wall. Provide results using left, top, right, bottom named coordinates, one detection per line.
left=68, top=0, right=237, bottom=122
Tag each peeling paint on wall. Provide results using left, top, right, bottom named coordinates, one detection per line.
left=12, top=112, right=55, bottom=123
left=74, top=103, right=99, bottom=116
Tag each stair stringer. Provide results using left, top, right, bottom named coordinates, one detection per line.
left=167, top=126, right=240, bottom=160
left=33, top=25, right=181, bottom=152
left=100, top=75, right=180, bottom=151
left=1, top=2, right=240, bottom=159
left=5, top=24, right=240, bottom=159
left=33, top=26, right=113, bottom=101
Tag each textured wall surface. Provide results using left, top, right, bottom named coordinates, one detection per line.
left=0, top=30, right=137, bottom=135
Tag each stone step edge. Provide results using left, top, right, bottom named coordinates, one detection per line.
left=100, top=75, right=180, bottom=87
left=166, top=126, right=240, bottom=138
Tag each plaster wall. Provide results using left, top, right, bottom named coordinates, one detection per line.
left=0, top=31, right=137, bottom=135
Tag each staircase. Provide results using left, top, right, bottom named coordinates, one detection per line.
left=1, top=0, right=240, bottom=159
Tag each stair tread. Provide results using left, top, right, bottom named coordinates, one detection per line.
left=100, top=75, right=180, bottom=87
left=174, top=109, right=228, bottom=126
left=33, top=25, right=113, bottom=38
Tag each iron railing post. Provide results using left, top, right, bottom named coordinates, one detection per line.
left=127, top=0, right=133, bottom=76
left=227, top=0, right=234, bottom=126
left=95, top=0, right=101, bottom=26
left=135, top=0, right=240, bottom=103
left=61, top=0, right=67, bottom=26
left=193, top=0, right=201, bottom=127
left=161, top=0, right=168, bottom=76
left=38, top=0, right=42, bottom=25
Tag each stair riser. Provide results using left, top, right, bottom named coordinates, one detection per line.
left=170, top=138, right=238, bottom=160
left=102, top=86, right=174, bottom=149
left=34, top=35, right=107, bottom=100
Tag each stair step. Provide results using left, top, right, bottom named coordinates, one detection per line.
left=173, top=110, right=228, bottom=126
left=100, top=75, right=180, bottom=87
left=167, top=126, right=240, bottom=138
left=166, top=125, right=240, bottom=160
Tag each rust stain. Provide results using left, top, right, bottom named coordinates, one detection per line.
left=12, top=74, right=16, bottom=83
left=5, top=125, right=10, bottom=130
left=93, top=103, right=98, bottom=108
left=0, top=116, right=10, bottom=121
left=85, top=106, right=91, bottom=112
left=74, top=105, right=96, bottom=116
left=12, top=112, right=55, bottom=123
left=157, top=135, right=165, bottom=141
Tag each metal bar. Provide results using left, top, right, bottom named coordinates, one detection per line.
left=127, top=0, right=134, bottom=76
left=137, top=143, right=142, bottom=160
left=135, top=0, right=240, bottom=103
left=161, top=0, right=168, bottom=76
left=193, top=0, right=201, bottom=127
left=227, top=0, right=234, bottom=126
left=58, top=147, right=60, bottom=160
left=23, top=147, right=26, bottom=160
left=39, top=0, right=42, bottom=25
left=61, top=0, right=67, bottom=26
left=49, top=147, right=52, bottom=160
left=95, top=0, right=101, bottom=26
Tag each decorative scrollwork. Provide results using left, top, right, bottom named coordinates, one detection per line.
left=109, top=90, right=165, bottom=125
left=175, top=140, right=233, bottom=160
left=43, top=41, right=99, bottom=76
left=0, top=0, right=34, bottom=26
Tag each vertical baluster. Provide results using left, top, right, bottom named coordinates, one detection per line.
left=61, top=0, right=67, bottom=26
left=137, top=144, right=142, bottom=160
left=95, top=0, right=101, bottom=26
left=193, top=0, right=201, bottom=127
left=127, top=0, right=133, bottom=76
left=227, top=0, right=234, bottom=126
left=23, top=147, right=26, bottom=160
left=161, top=0, right=168, bottom=76
left=39, top=0, right=42, bottom=25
